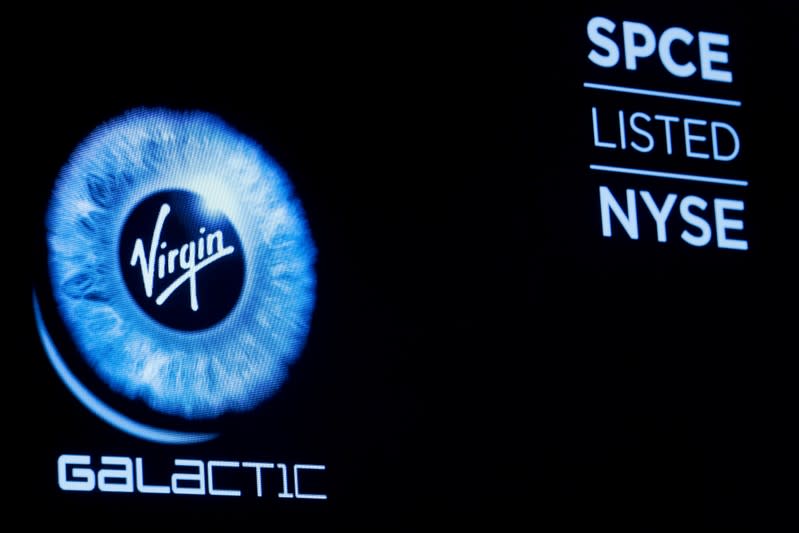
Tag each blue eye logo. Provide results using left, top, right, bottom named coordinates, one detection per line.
left=33, top=107, right=317, bottom=444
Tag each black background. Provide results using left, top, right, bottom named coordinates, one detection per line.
left=9, top=2, right=797, bottom=530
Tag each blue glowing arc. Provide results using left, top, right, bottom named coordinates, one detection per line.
left=33, top=291, right=217, bottom=444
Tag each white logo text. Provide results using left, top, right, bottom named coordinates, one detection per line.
left=129, top=203, right=235, bottom=311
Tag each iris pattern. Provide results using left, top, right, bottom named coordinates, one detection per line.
left=45, top=107, right=316, bottom=420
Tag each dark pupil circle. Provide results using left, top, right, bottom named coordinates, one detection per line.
left=120, top=189, right=245, bottom=331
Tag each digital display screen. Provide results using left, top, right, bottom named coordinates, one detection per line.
left=11, top=2, right=795, bottom=529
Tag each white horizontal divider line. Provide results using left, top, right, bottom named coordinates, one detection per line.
left=590, top=164, right=748, bottom=187
left=583, top=82, right=742, bottom=107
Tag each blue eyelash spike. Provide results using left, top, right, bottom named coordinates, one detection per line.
left=44, top=108, right=317, bottom=423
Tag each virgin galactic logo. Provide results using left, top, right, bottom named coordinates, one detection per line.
left=34, top=107, right=317, bottom=444
left=122, top=189, right=245, bottom=331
